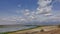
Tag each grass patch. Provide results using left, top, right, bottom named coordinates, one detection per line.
left=0, top=32, right=8, bottom=34
left=0, top=25, right=4, bottom=28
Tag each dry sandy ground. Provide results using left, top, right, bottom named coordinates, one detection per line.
left=8, top=26, right=60, bottom=34
left=35, top=28, right=60, bottom=34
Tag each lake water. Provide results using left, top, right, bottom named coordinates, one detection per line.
left=0, top=25, right=36, bottom=32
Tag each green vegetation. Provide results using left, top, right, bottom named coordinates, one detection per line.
left=40, top=29, right=44, bottom=32
left=58, top=25, right=60, bottom=28
left=0, top=32, right=8, bottom=34
left=0, top=25, right=4, bottom=28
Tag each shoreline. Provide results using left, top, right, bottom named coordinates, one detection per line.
left=0, top=26, right=41, bottom=34
left=8, top=26, right=58, bottom=34
left=0, top=26, right=58, bottom=34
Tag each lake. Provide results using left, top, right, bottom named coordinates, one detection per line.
left=0, top=25, right=36, bottom=32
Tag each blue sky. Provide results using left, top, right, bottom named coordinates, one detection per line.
left=0, top=0, right=60, bottom=25
left=0, top=0, right=38, bottom=16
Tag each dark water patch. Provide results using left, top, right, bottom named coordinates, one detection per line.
left=0, top=25, right=36, bottom=32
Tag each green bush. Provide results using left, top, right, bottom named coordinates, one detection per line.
left=40, top=29, right=44, bottom=32
left=58, top=25, right=60, bottom=28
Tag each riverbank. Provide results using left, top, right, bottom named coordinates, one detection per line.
left=0, top=26, right=41, bottom=34
left=8, top=26, right=58, bottom=34
left=0, top=26, right=58, bottom=34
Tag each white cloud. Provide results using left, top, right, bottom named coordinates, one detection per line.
left=38, top=0, right=52, bottom=7
left=15, top=0, right=52, bottom=22
left=0, top=16, right=28, bottom=25
left=20, top=0, right=53, bottom=23
left=25, top=9, right=30, bottom=12
left=16, top=0, right=54, bottom=23
left=36, top=0, right=52, bottom=16
left=0, top=0, right=60, bottom=25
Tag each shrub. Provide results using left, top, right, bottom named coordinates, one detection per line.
left=40, top=29, right=44, bottom=32
left=58, top=25, right=60, bottom=28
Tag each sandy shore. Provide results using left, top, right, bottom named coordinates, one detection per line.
left=8, top=26, right=58, bottom=34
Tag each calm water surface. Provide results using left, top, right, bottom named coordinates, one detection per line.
left=0, top=25, right=36, bottom=32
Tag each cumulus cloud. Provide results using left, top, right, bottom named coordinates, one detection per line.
left=0, top=0, right=59, bottom=25
left=0, top=16, right=27, bottom=25
left=38, top=0, right=52, bottom=7
left=23, top=0, right=53, bottom=22
left=17, top=0, right=53, bottom=18
left=36, top=0, right=52, bottom=16
left=23, top=9, right=30, bottom=16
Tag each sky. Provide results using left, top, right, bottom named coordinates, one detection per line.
left=0, top=0, right=60, bottom=25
